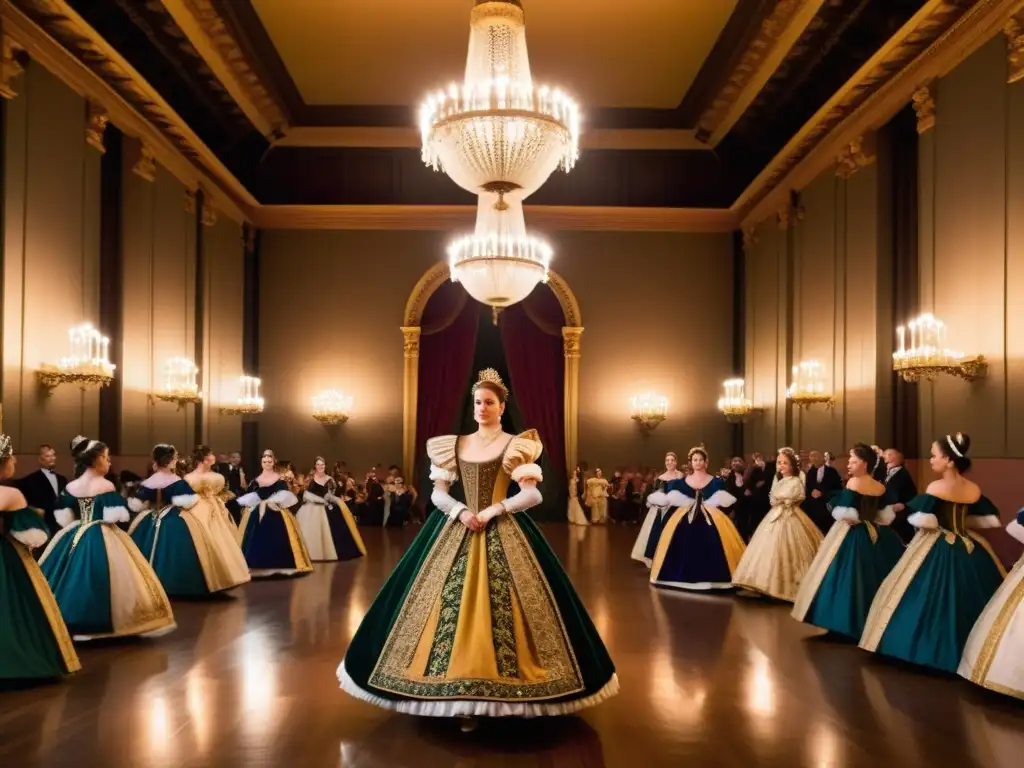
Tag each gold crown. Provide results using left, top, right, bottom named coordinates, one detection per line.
left=0, top=433, right=12, bottom=458
left=473, top=368, right=509, bottom=398
left=687, top=443, right=707, bottom=459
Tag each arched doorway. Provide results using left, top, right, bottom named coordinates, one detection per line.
left=400, top=264, right=583, bottom=481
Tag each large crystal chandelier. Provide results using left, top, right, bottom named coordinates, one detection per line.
left=420, top=0, right=580, bottom=308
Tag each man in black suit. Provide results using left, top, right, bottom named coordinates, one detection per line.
left=883, top=448, right=918, bottom=543
left=16, top=444, right=67, bottom=534
left=216, top=451, right=247, bottom=525
left=805, top=449, right=842, bottom=534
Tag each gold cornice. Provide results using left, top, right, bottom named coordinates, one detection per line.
left=157, top=0, right=287, bottom=137
left=252, top=205, right=737, bottom=233
left=276, top=126, right=709, bottom=152
left=698, top=0, right=825, bottom=146
left=132, top=142, right=157, bottom=182
left=912, top=85, right=936, bottom=132
left=3, top=0, right=255, bottom=223
left=1005, top=12, right=1024, bottom=83
left=835, top=134, right=876, bottom=179
left=0, top=34, right=24, bottom=99
left=737, top=0, right=1011, bottom=230
left=84, top=99, right=108, bottom=153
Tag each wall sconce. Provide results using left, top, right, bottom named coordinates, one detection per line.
left=717, top=378, right=759, bottom=422
left=893, top=313, right=986, bottom=382
left=630, top=391, right=667, bottom=431
left=312, top=389, right=352, bottom=425
left=220, top=375, right=264, bottom=416
left=37, top=323, right=115, bottom=390
left=786, top=360, right=834, bottom=409
left=154, top=356, right=202, bottom=409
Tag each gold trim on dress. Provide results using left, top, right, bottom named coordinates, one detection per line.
left=278, top=507, right=314, bottom=573
left=966, top=557, right=1023, bottom=688
left=791, top=521, right=853, bottom=621
left=337, top=500, right=367, bottom=556
left=11, top=538, right=81, bottom=673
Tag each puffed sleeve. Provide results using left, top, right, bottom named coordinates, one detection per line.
left=502, top=429, right=544, bottom=483
left=426, top=434, right=460, bottom=484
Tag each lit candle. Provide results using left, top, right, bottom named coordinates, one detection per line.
left=897, top=326, right=905, bottom=355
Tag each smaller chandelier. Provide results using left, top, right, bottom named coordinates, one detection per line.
left=718, top=379, right=757, bottom=422
left=312, top=389, right=352, bottom=425
left=787, top=360, right=834, bottom=409
left=630, top=392, right=668, bottom=430
left=156, top=356, right=201, bottom=408
left=893, top=313, right=986, bottom=382
left=38, top=323, right=115, bottom=390
left=221, top=375, right=264, bottom=416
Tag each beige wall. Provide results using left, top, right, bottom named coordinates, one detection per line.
left=258, top=229, right=735, bottom=474
left=2, top=61, right=101, bottom=458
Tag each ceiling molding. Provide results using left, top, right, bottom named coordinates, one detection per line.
left=156, top=0, right=288, bottom=138
left=736, top=0, right=1005, bottom=229
left=252, top=205, right=737, bottom=233
left=698, top=0, right=825, bottom=146
left=2, top=0, right=255, bottom=223
left=275, top=126, right=709, bottom=151
left=5, top=0, right=258, bottom=222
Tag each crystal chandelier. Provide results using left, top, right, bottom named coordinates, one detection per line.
left=312, top=390, right=353, bottom=425
left=630, top=392, right=668, bottom=431
left=786, top=360, right=834, bottom=409
left=893, top=313, right=987, bottom=382
left=37, top=323, right=115, bottom=390
left=156, top=356, right=202, bottom=408
left=420, top=0, right=580, bottom=308
left=718, top=378, right=756, bottom=422
left=221, top=375, right=264, bottom=416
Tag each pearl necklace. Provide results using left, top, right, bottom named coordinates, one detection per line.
left=474, top=427, right=504, bottom=448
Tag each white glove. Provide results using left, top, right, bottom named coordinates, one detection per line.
left=431, top=486, right=468, bottom=521
left=499, top=486, right=543, bottom=514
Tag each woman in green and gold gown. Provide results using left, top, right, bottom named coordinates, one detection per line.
left=39, top=437, right=175, bottom=640
left=0, top=433, right=81, bottom=679
left=792, top=443, right=904, bottom=638
left=860, top=432, right=1006, bottom=674
left=337, top=369, right=617, bottom=724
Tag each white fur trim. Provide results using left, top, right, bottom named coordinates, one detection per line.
left=967, top=515, right=1002, bottom=529
left=141, top=473, right=179, bottom=490
left=236, top=491, right=261, bottom=508
left=511, top=463, right=543, bottom=483
left=832, top=506, right=860, bottom=523
left=102, top=505, right=130, bottom=524
left=501, top=486, right=543, bottom=514
left=908, top=511, right=939, bottom=530
left=1006, top=519, right=1024, bottom=545
left=429, top=465, right=458, bottom=484
left=303, top=490, right=327, bottom=505
left=11, top=528, right=48, bottom=549
left=171, top=494, right=199, bottom=509
left=705, top=490, right=736, bottom=509
left=337, top=662, right=618, bottom=717
left=646, top=491, right=669, bottom=508
left=268, top=490, right=298, bottom=509
left=325, top=492, right=340, bottom=505
left=875, top=505, right=895, bottom=525
left=128, top=497, right=147, bottom=513
left=664, top=490, right=689, bottom=508
left=55, top=508, right=75, bottom=528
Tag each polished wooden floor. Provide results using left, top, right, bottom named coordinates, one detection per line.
left=2, top=523, right=1021, bottom=767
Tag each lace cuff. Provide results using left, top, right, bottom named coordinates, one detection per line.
left=431, top=487, right=468, bottom=521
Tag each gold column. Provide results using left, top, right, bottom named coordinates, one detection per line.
left=562, top=327, right=583, bottom=476
left=401, top=326, right=422, bottom=479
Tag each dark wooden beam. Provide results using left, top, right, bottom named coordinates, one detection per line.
left=241, top=225, right=260, bottom=476
left=98, top=125, right=124, bottom=453
left=194, top=189, right=206, bottom=449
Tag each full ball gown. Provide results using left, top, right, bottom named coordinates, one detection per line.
left=566, top=476, right=589, bottom=526
left=295, top=479, right=367, bottom=561
left=0, top=504, right=80, bottom=678
left=791, top=487, right=904, bottom=639
left=39, top=490, right=175, bottom=640
left=631, top=476, right=686, bottom=567
left=337, top=431, right=618, bottom=717
left=128, top=473, right=250, bottom=597
left=731, top=475, right=823, bottom=602
left=860, top=493, right=1006, bottom=673
left=958, top=510, right=1024, bottom=699
left=649, top=476, right=744, bottom=590
left=237, top=479, right=313, bottom=578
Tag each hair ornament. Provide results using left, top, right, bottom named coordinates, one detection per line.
left=687, top=443, right=707, bottom=460
left=473, top=368, right=509, bottom=398
left=0, top=433, right=13, bottom=458
left=946, top=433, right=964, bottom=458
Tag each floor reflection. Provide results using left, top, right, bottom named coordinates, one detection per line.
left=1, top=524, right=1021, bottom=767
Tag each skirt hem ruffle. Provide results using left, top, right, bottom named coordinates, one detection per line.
left=337, top=662, right=619, bottom=717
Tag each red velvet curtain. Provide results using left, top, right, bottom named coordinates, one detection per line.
left=415, top=283, right=479, bottom=481
left=499, top=287, right=566, bottom=480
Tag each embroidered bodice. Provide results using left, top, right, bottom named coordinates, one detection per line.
left=830, top=487, right=894, bottom=525
left=908, top=493, right=999, bottom=537
left=57, top=490, right=126, bottom=524
left=769, top=475, right=805, bottom=506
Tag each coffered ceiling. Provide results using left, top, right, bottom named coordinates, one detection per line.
left=249, top=0, right=738, bottom=109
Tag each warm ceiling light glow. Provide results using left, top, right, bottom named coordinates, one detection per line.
left=221, top=375, right=264, bottom=416
left=893, top=313, right=987, bottom=382
left=630, top=391, right=668, bottom=430
left=312, top=389, right=353, bottom=425
left=786, top=360, right=834, bottom=409
left=717, top=378, right=756, bottom=422
left=37, top=322, right=116, bottom=390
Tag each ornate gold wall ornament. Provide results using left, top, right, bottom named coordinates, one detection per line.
left=777, top=204, right=792, bottom=231
left=84, top=100, right=108, bottom=152
left=132, top=142, right=157, bottom=182
left=912, top=85, right=936, bottom=133
left=201, top=201, right=218, bottom=227
left=401, top=327, right=422, bottom=359
left=184, top=189, right=197, bottom=214
left=835, top=135, right=876, bottom=179
left=1005, top=15, right=1024, bottom=83
left=561, top=327, right=583, bottom=359
left=0, top=34, right=25, bottom=99
left=742, top=225, right=759, bottom=249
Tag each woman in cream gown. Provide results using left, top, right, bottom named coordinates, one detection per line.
left=296, top=457, right=366, bottom=561
left=631, top=452, right=684, bottom=566
left=184, top=448, right=251, bottom=589
left=337, top=369, right=617, bottom=727
left=586, top=470, right=610, bottom=524
left=567, top=468, right=589, bottom=526
left=958, top=508, right=1024, bottom=699
left=40, top=437, right=175, bottom=640
left=732, top=447, right=823, bottom=602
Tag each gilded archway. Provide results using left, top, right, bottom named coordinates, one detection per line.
left=401, top=265, right=583, bottom=478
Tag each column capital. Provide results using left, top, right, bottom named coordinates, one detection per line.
left=562, top=326, right=583, bottom=358
left=1007, top=14, right=1024, bottom=84
left=85, top=100, right=109, bottom=153
left=401, top=326, right=422, bottom=358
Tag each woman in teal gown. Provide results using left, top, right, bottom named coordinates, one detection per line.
left=792, top=444, right=904, bottom=639
left=39, top=437, right=175, bottom=640
left=860, top=432, right=1006, bottom=673
left=129, top=444, right=250, bottom=597
left=0, top=433, right=81, bottom=679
